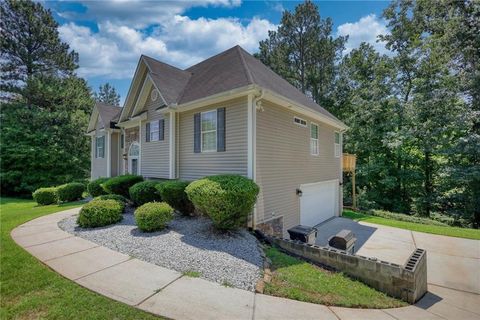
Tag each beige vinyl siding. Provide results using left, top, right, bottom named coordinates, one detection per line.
left=178, top=97, right=248, bottom=181
left=255, top=101, right=342, bottom=236
left=140, top=87, right=170, bottom=179
left=91, top=119, right=108, bottom=179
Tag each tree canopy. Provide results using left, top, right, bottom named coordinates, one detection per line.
left=94, top=83, right=121, bottom=106
left=0, top=0, right=92, bottom=195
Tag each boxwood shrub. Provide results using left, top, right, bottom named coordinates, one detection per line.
left=185, top=175, right=259, bottom=230
left=32, top=187, right=58, bottom=205
left=57, top=182, right=85, bottom=202
left=156, top=180, right=194, bottom=215
left=102, top=174, right=144, bottom=198
left=134, top=202, right=173, bottom=232
left=87, top=177, right=109, bottom=197
left=94, top=194, right=128, bottom=205
left=77, top=199, right=124, bottom=228
left=129, top=181, right=162, bottom=206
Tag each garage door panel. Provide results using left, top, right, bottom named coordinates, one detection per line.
left=300, top=180, right=338, bottom=227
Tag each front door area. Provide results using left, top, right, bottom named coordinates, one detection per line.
left=128, top=142, right=140, bottom=175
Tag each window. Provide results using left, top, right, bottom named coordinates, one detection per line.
left=201, top=110, right=217, bottom=152
left=334, top=131, right=341, bottom=158
left=310, top=123, right=319, bottom=155
left=294, top=116, right=307, bottom=127
left=149, top=121, right=160, bottom=141
left=96, top=136, right=105, bottom=158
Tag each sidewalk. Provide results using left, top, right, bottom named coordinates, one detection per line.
left=11, top=208, right=480, bottom=320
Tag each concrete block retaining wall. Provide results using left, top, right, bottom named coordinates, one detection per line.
left=265, top=235, right=427, bottom=303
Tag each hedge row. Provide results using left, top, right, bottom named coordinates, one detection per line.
left=32, top=182, right=85, bottom=205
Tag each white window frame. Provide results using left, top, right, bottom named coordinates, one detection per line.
left=201, top=109, right=217, bottom=153
left=334, top=131, right=341, bottom=158
left=96, top=136, right=105, bottom=158
left=294, top=116, right=307, bottom=127
left=149, top=120, right=160, bottom=142
left=310, top=123, right=319, bottom=156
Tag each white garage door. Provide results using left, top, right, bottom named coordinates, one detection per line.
left=300, top=179, right=339, bottom=227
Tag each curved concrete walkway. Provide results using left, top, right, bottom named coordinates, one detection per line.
left=11, top=208, right=480, bottom=320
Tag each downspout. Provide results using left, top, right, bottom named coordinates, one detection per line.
left=248, top=88, right=264, bottom=229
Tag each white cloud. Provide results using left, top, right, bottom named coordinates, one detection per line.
left=337, top=14, right=389, bottom=54
left=59, top=15, right=275, bottom=79
left=68, top=0, right=242, bottom=29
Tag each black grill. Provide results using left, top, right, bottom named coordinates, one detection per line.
left=287, top=225, right=318, bottom=244
left=328, top=229, right=356, bottom=254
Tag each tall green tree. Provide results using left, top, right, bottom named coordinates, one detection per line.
left=0, top=0, right=78, bottom=98
left=0, top=0, right=92, bottom=195
left=256, top=0, right=346, bottom=107
left=94, top=82, right=121, bottom=106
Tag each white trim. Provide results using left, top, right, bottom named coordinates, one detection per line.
left=106, top=131, right=111, bottom=177
left=139, top=121, right=142, bottom=175
left=200, top=109, right=217, bottom=153
left=117, top=132, right=121, bottom=177
left=131, top=77, right=153, bottom=117
left=119, top=58, right=145, bottom=122
left=117, top=113, right=147, bottom=128
left=169, top=111, right=176, bottom=179
left=247, top=94, right=255, bottom=179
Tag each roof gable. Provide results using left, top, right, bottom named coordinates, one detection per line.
left=117, top=45, right=343, bottom=126
left=87, top=102, right=122, bottom=132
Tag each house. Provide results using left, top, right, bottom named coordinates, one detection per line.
left=86, top=45, right=347, bottom=237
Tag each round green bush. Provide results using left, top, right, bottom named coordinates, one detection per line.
left=94, top=194, right=128, bottom=205
left=87, top=177, right=110, bottom=197
left=185, top=175, right=259, bottom=230
left=129, top=181, right=162, bottom=206
left=77, top=199, right=123, bottom=228
left=102, top=175, right=144, bottom=198
left=57, top=182, right=85, bottom=202
left=32, top=187, right=58, bottom=205
left=156, top=180, right=194, bottom=215
left=134, top=202, right=173, bottom=232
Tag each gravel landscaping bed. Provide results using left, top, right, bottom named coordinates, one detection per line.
left=58, top=208, right=263, bottom=291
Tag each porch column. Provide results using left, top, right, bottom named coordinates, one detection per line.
left=169, top=111, right=176, bottom=179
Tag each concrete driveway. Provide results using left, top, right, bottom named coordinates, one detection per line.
left=315, top=217, right=480, bottom=294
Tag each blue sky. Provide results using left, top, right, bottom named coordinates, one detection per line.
left=43, top=0, right=391, bottom=104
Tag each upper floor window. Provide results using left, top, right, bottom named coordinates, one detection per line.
left=334, top=131, right=341, bottom=158
left=96, top=136, right=105, bottom=158
left=294, top=116, right=307, bottom=127
left=310, top=123, right=319, bottom=155
left=149, top=120, right=160, bottom=141
left=201, top=110, right=217, bottom=152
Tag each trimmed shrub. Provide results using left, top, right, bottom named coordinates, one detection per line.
left=87, top=177, right=109, bottom=197
left=77, top=199, right=123, bottom=228
left=135, top=202, right=173, bottom=232
left=156, top=180, right=194, bottom=215
left=57, top=182, right=85, bottom=202
left=129, top=181, right=162, bottom=206
left=32, top=187, right=58, bottom=205
left=369, top=209, right=450, bottom=227
left=103, top=175, right=144, bottom=198
left=185, top=175, right=259, bottom=230
left=94, top=194, right=128, bottom=205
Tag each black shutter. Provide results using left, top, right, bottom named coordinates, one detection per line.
left=194, top=113, right=201, bottom=153
left=217, top=107, right=226, bottom=152
left=159, top=119, right=165, bottom=141
left=120, top=134, right=124, bottom=149
left=146, top=122, right=150, bottom=142
left=95, top=137, right=98, bottom=158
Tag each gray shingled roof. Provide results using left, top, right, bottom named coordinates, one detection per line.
left=140, top=45, right=340, bottom=123
left=96, top=102, right=122, bottom=128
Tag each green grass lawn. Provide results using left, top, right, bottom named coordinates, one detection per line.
left=0, top=197, right=161, bottom=319
left=343, top=210, right=480, bottom=240
left=264, top=247, right=407, bottom=309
